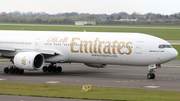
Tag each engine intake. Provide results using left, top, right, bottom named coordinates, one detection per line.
left=84, top=63, right=107, bottom=68
left=14, top=52, right=44, bottom=70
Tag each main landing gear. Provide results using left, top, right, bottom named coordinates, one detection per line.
left=42, top=63, right=62, bottom=73
left=3, top=62, right=62, bottom=74
left=4, top=66, right=24, bottom=74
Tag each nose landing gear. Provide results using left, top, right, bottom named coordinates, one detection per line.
left=147, top=64, right=161, bottom=79
left=147, top=69, right=155, bottom=79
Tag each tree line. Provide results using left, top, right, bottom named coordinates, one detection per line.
left=1, top=11, right=180, bottom=25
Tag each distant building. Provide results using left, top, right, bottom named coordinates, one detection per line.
left=75, top=21, right=96, bottom=25
left=114, top=18, right=138, bottom=22
left=1, top=12, right=6, bottom=18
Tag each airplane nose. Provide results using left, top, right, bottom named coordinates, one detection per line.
left=169, top=49, right=178, bottom=60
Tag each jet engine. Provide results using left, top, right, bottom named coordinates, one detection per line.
left=84, top=63, right=107, bottom=68
left=14, top=52, right=44, bottom=70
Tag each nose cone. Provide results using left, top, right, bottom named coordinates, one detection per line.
left=169, top=49, right=178, bottom=60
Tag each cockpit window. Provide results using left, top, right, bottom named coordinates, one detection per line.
left=158, top=44, right=172, bottom=49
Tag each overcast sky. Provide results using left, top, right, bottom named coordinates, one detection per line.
left=0, top=0, right=180, bottom=15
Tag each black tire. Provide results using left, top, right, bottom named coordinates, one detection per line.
left=42, top=66, right=48, bottom=72
left=57, top=66, right=62, bottom=73
left=147, top=73, right=152, bottom=79
left=4, top=67, right=9, bottom=74
left=151, top=73, right=155, bottom=79
left=147, top=73, right=155, bottom=79
left=14, top=68, right=19, bottom=74
left=52, top=66, right=57, bottom=73
left=9, top=67, right=14, bottom=74
left=48, top=65, right=52, bottom=72
left=19, top=69, right=24, bottom=74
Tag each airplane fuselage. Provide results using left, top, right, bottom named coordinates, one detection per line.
left=0, top=30, right=177, bottom=66
left=0, top=30, right=178, bottom=79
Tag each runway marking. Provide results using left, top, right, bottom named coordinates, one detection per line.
left=45, top=81, right=60, bottom=84
left=162, top=78, right=166, bottom=80
left=0, top=78, right=6, bottom=81
left=162, top=65, right=180, bottom=68
left=115, top=78, right=180, bottom=83
left=144, top=86, right=160, bottom=89
left=154, top=77, right=180, bottom=81
left=167, top=78, right=172, bottom=80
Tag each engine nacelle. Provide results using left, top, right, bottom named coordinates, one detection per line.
left=14, top=52, right=44, bottom=70
left=84, top=63, right=107, bottom=68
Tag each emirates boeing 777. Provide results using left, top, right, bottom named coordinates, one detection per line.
left=0, top=30, right=178, bottom=79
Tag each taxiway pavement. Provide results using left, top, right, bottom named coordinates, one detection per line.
left=0, top=60, right=180, bottom=91
left=0, top=60, right=180, bottom=101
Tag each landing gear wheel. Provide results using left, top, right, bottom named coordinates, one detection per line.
left=42, top=66, right=48, bottom=72
left=147, top=73, right=155, bottom=79
left=151, top=73, right=155, bottom=79
left=14, top=68, right=19, bottom=74
left=9, top=66, right=14, bottom=74
left=48, top=65, right=52, bottom=72
left=19, top=69, right=24, bottom=74
left=4, top=67, right=9, bottom=74
left=52, top=66, right=56, bottom=73
left=43, top=64, right=62, bottom=73
left=57, top=66, right=62, bottom=73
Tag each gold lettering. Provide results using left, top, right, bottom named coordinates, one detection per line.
left=47, top=37, right=68, bottom=43
left=71, top=38, right=80, bottom=53
left=80, top=40, right=93, bottom=53
left=47, top=37, right=58, bottom=43
left=125, top=42, right=132, bottom=55
left=103, top=42, right=111, bottom=54
left=112, top=40, right=118, bottom=54
left=94, top=38, right=99, bottom=53
left=117, top=42, right=125, bottom=55
left=47, top=37, right=52, bottom=42
left=98, top=41, right=104, bottom=54
left=70, top=37, right=132, bottom=55
left=63, top=37, right=68, bottom=43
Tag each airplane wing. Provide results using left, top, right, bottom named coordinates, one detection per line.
left=25, top=49, right=60, bottom=56
left=0, top=47, right=16, bottom=51
left=0, top=46, right=60, bottom=56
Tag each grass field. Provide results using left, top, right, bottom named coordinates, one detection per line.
left=0, top=24, right=179, bottom=100
left=0, top=24, right=180, bottom=40
left=0, top=82, right=180, bottom=101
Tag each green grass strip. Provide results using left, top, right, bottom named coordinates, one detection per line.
left=0, top=24, right=180, bottom=40
left=0, top=82, right=180, bottom=101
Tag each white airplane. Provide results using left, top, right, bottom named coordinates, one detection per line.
left=0, top=30, right=178, bottom=79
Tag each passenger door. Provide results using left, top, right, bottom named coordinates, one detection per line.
left=34, top=38, right=41, bottom=50
left=135, top=41, right=143, bottom=54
